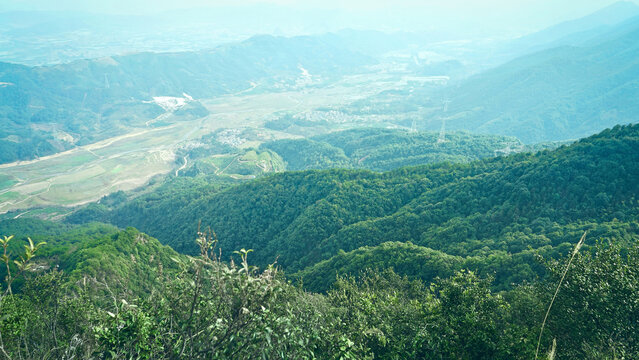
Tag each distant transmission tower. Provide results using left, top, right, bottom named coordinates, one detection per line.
left=104, top=74, right=110, bottom=89
left=410, top=118, right=417, bottom=133
left=438, top=99, right=451, bottom=143
left=443, top=99, right=451, bottom=112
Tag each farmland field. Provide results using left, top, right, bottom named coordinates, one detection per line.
left=0, top=73, right=409, bottom=214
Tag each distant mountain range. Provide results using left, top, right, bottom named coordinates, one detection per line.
left=0, top=34, right=375, bottom=164
left=3, top=1, right=639, bottom=162
left=441, top=11, right=639, bottom=143
left=500, top=1, right=639, bottom=58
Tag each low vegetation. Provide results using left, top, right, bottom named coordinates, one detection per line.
left=0, top=224, right=637, bottom=359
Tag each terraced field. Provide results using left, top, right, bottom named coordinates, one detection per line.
left=202, top=149, right=285, bottom=179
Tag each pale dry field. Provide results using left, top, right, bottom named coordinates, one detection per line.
left=0, top=73, right=401, bottom=214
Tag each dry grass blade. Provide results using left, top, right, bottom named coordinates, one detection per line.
left=547, top=338, right=557, bottom=360
left=534, top=231, right=587, bottom=360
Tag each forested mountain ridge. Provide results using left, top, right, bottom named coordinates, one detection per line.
left=68, top=124, right=639, bottom=291
left=501, top=1, right=639, bottom=58
left=441, top=16, right=639, bottom=143
left=261, top=128, right=524, bottom=171
left=66, top=127, right=534, bottom=239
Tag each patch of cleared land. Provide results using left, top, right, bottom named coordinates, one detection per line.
left=203, top=149, right=285, bottom=179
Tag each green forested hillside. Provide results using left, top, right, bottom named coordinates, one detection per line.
left=262, top=128, right=522, bottom=171
left=1, top=219, right=638, bottom=359
left=66, top=176, right=236, bottom=240
left=68, top=124, right=639, bottom=291
left=295, top=241, right=463, bottom=292
left=2, top=126, right=639, bottom=359
left=0, top=220, right=184, bottom=293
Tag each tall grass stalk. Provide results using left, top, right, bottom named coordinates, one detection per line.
left=534, top=231, right=586, bottom=360
left=547, top=338, right=557, bottom=360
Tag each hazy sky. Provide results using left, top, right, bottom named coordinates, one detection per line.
left=1, top=0, right=636, bottom=35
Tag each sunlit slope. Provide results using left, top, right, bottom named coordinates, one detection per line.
left=0, top=219, right=185, bottom=294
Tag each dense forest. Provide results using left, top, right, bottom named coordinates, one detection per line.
left=168, top=128, right=534, bottom=181
left=1, top=217, right=638, bottom=358
left=68, top=124, right=639, bottom=292
left=261, top=128, right=526, bottom=171
left=0, top=125, right=637, bottom=358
